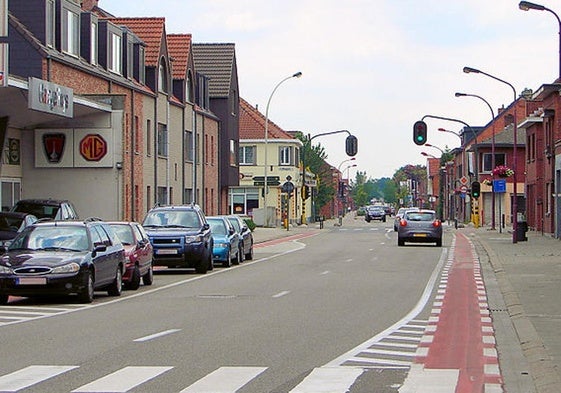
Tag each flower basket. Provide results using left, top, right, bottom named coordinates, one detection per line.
left=482, top=178, right=493, bottom=186
left=492, top=165, right=514, bottom=178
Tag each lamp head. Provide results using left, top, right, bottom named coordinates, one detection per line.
left=437, top=128, right=446, bottom=132
left=455, top=92, right=467, bottom=97
left=292, top=72, right=303, bottom=78
left=519, top=1, right=545, bottom=11
left=463, top=66, right=480, bottom=74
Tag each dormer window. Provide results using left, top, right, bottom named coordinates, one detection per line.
left=109, top=32, right=122, bottom=74
left=62, top=8, right=79, bottom=56
left=158, top=58, right=169, bottom=93
left=186, top=71, right=193, bottom=103
left=46, top=0, right=55, bottom=48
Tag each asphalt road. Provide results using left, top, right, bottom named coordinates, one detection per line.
left=0, top=220, right=449, bottom=392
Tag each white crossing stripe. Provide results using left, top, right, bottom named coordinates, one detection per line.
left=289, top=367, right=364, bottom=393
left=179, top=366, right=267, bottom=393
left=0, top=365, right=78, bottom=392
left=72, top=366, right=172, bottom=392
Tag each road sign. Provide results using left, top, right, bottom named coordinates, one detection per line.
left=493, top=179, right=506, bottom=193
left=460, top=185, right=468, bottom=193
left=460, top=176, right=468, bottom=185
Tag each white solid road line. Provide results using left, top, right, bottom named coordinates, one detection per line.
left=0, top=365, right=78, bottom=392
left=272, top=290, right=291, bottom=298
left=72, top=366, right=173, bottom=392
left=133, top=329, right=181, bottom=342
left=289, top=367, right=364, bottom=393
left=179, top=367, right=267, bottom=393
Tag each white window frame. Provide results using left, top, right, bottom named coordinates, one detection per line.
left=90, top=22, right=98, bottom=65
left=46, top=0, right=55, bottom=48
left=63, top=9, right=79, bottom=56
left=279, top=146, right=292, bottom=166
left=239, top=146, right=255, bottom=165
left=109, top=32, right=122, bottom=74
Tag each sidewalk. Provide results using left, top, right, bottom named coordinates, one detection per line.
left=250, top=217, right=561, bottom=393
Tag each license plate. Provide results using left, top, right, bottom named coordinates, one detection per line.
left=157, top=249, right=178, bottom=255
left=413, top=233, right=428, bottom=237
left=17, top=277, right=47, bottom=285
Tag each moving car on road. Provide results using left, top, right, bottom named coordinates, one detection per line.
left=394, top=207, right=420, bottom=231
left=108, top=221, right=154, bottom=290
left=365, top=205, right=386, bottom=222
left=397, top=209, right=442, bottom=247
left=0, top=219, right=126, bottom=304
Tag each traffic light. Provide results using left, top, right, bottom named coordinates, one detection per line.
left=345, top=135, right=358, bottom=156
left=471, top=181, right=481, bottom=199
left=302, top=186, right=310, bottom=200
left=413, top=120, right=427, bottom=145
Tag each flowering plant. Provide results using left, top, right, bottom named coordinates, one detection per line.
left=482, top=178, right=493, bottom=186
left=492, top=165, right=514, bottom=177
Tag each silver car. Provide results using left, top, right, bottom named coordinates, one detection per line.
left=397, top=209, right=442, bottom=247
left=393, top=207, right=419, bottom=231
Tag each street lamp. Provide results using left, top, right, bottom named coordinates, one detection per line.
left=421, top=151, right=438, bottom=159
left=424, top=143, right=444, bottom=155
left=463, top=66, right=519, bottom=243
left=455, top=91, right=497, bottom=230
left=519, top=1, right=561, bottom=80
left=338, top=157, right=356, bottom=171
left=263, top=71, right=302, bottom=227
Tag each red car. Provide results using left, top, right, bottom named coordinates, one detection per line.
left=108, top=221, right=154, bottom=290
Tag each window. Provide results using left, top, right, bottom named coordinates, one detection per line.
left=138, top=46, right=146, bottom=84
left=90, top=22, right=98, bottom=65
left=482, top=153, right=505, bottom=173
left=158, top=58, right=168, bottom=93
left=146, top=119, right=152, bottom=156
left=157, top=186, right=168, bottom=206
left=109, top=32, right=122, bottom=74
left=230, top=139, right=236, bottom=166
left=239, top=146, right=255, bottom=165
left=185, top=131, right=193, bottom=161
left=157, top=123, right=168, bottom=157
left=62, top=9, right=79, bottom=56
left=126, top=37, right=134, bottom=79
left=46, top=0, right=55, bottom=47
left=279, top=146, right=293, bottom=166
left=186, top=71, right=193, bottom=103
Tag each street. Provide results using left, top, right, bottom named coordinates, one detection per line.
left=0, top=219, right=501, bottom=392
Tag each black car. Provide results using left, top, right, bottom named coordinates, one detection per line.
left=10, top=199, right=79, bottom=221
left=142, top=204, right=213, bottom=274
left=365, top=205, right=386, bottom=222
left=0, top=212, right=38, bottom=247
left=0, top=219, right=126, bottom=304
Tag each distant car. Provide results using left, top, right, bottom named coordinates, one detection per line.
left=225, top=215, right=254, bottom=261
left=142, top=204, right=213, bottom=274
left=394, top=207, right=420, bottom=231
left=397, top=209, right=442, bottom=247
left=365, top=206, right=386, bottom=222
left=0, top=219, right=126, bottom=304
left=0, top=212, right=38, bottom=247
left=10, top=199, right=79, bottom=221
left=108, top=221, right=154, bottom=290
left=207, top=216, right=241, bottom=267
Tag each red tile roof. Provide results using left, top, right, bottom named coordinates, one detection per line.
left=109, top=17, right=166, bottom=67
left=239, top=97, right=295, bottom=140
left=167, top=34, right=191, bottom=80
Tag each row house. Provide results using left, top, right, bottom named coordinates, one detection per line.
left=237, top=97, right=309, bottom=226
left=0, top=0, right=236, bottom=220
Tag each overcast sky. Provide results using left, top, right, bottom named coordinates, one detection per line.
left=102, top=0, right=560, bottom=180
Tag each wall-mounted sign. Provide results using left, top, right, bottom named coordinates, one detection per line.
left=43, top=133, right=66, bottom=163
left=79, top=134, right=107, bottom=161
left=8, top=138, right=20, bottom=165
left=28, top=77, right=74, bottom=118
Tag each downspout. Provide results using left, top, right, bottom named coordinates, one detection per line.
left=166, top=98, right=170, bottom=204
left=192, top=111, right=197, bottom=204
left=153, top=95, right=158, bottom=205
left=130, top=91, right=135, bottom=220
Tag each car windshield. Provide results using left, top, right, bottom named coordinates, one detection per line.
left=110, top=224, right=134, bottom=245
left=0, top=216, right=25, bottom=232
left=143, top=210, right=200, bottom=228
left=9, top=226, right=89, bottom=252
left=405, top=212, right=435, bottom=221
left=208, top=219, right=227, bottom=235
left=12, top=202, right=59, bottom=219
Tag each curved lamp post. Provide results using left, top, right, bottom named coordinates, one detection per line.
left=263, top=71, right=302, bottom=227
left=463, top=66, right=519, bottom=243
left=425, top=143, right=444, bottom=155
left=455, top=91, right=497, bottom=230
left=519, top=1, right=561, bottom=80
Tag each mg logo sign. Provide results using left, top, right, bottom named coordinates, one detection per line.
left=79, top=134, right=107, bottom=161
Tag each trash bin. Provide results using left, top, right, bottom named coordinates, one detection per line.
left=516, top=221, right=528, bottom=241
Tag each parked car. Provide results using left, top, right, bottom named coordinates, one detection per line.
left=10, top=199, right=79, bottom=221
left=225, top=215, right=254, bottom=261
left=142, top=204, right=213, bottom=274
left=0, top=219, right=126, bottom=304
left=207, top=216, right=241, bottom=267
left=397, top=209, right=442, bottom=247
left=0, top=212, right=38, bottom=247
left=108, top=221, right=154, bottom=290
left=365, top=205, right=386, bottom=222
left=394, top=207, right=420, bottom=231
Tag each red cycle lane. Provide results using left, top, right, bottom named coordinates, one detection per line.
left=401, top=232, right=503, bottom=393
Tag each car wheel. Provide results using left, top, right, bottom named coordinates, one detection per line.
left=436, top=238, right=442, bottom=247
left=233, top=247, right=242, bottom=265
left=107, top=267, right=123, bottom=297
left=142, top=262, right=154, bottom=286
left=239, top=243, right=245, bottom=262
left=78, top=270, right=94, bottom=303
left=245, top=242, right=254, bottom=260
left=223, top=249, right=232, bottom=268
left=125, top=266, right=141, bottom=290
left=207, top=253, right=214, bottom=271
left=195, top=256, right=209, bottom=274
left=0, top=294, right=8, bottom=305
left=398, top=238, right=405, bottom=247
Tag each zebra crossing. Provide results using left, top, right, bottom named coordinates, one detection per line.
left=0, top=303, right=90, bottom=326
left=0, top=364, right=365, bottom=393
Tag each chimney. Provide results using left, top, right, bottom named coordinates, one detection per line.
left=80, top=0, right=99, bottom=11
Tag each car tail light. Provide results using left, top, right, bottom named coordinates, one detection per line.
left=399, top=219, right=407, bottom=227
left=433, top=220, right=442, bottom=228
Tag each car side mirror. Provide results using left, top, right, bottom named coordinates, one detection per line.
left=93, top=243, right=107, bottom=256
left=229, top=228, right=235, bottom=235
